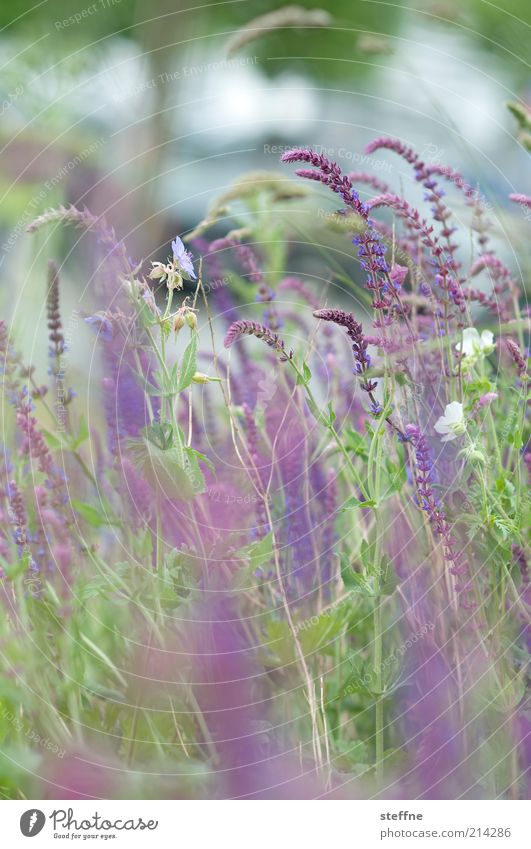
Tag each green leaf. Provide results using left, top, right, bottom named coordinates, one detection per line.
left=360, top=537, right=376, bottom=572
left=305, top=395, right=322, bottom=423
left=178, top=333, right=198, bottom=392
left=192, top=449, right=216, bottom=476
left=79, top=633, right=127, bottom=688
left=41, top=428, right=67, bottom=451
left=71, top=415, right=89, bottom=449
left=230, top=534, right=274, bottom=591
left=145, top=421, right=173, bottom=450
left=245, top=533, right=274, bottom=569
left=2, top=551, right=33, bottom=581
left=339, top=553, right=369, bottom=591
left=340, top=496, right=376, bottom=512
left=305, top=396, right=335, bottom=427
left=508, top=100, right=531, bottom=132
left=380, top=571, right=399, bottom=596
left=160, top=317, right=172, bottom=342
left=72, top=500, right=118, bottom=527
left=297, top=362, right=312, bottom=386
left=126, top=437, right=205, bottom=501
left=143, top=380, right=163, bottom=396
left=347, top=572, right=378, bottom=597
left=343, top=427, right=369, bottom=460
left=298, top=613, right=345, bottom=656
left=83, top=683, right=126, bottom=702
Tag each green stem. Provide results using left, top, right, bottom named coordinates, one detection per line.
left=371, top=450, right=385, bottom=784
left=374, top=596, right=384, bottom=782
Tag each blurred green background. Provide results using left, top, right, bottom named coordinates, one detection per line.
left=1, top=0, right=530, bottom=321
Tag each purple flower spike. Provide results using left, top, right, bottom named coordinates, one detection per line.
left=509, top=193, right=531, bottom=208
left=313, top=308, right=374, bottom=388
left=224, top=320, right=293, bottom=361
left=406, top=423, right=477, bottom=613
left=281, top=148, right=369, bottom=218
left=172, top=236, right=196, bottom=280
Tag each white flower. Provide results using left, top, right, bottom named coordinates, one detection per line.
left=456, top=327, right=495, bottom=359
left=434, top=401, right=465, bottom=442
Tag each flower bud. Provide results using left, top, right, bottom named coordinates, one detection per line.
left=149, top=263, right=166, bottom=280
left=191, top=372, right=210, bottom=384
left=462, top=442, right=486, bottom=465
left=173, top=314, right=185, bottom=334
left=185, top=311, right=197, bottom=330
left=191, top=372, right=221, bottom=384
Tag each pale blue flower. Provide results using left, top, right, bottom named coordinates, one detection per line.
left=172, top=236, right=196, bottom=280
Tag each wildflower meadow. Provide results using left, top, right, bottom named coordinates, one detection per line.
left=0, top=136, right=528, bottom=803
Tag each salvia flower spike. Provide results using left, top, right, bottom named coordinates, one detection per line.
left=224, top=320, right=293, bottom=361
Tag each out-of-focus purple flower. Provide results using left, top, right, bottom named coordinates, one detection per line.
left=101, top=347, right=153, bottom=455
left=400, top=641, right=469, bottom=798
left=505, top=338, right=528, bottom=377
left=208, top=235, right=263, bottom=283
left=347, top=170, right=390, bottom=194
left=478, top=392, right=498, bottom=408
left=84, top=313, right=113, bottom=342
left=40, top=746, right=119, bottom=799
left=7, top=479, right=28, bottom=548
left=172, top=235, right=196, bottom=280
left=389, top=263, right=408, bottom=290
left=509, top=192, right=531, bottom=208
left=242, top=403, right=269, bottom=540
left=406, top=423, right=476, bottom=611
left=140, top=283, right=161, bottom=319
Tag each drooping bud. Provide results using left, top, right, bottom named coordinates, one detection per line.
left=173, top=313, right=186, bottom=334
left=191, top=372, right=221, bottom=384
left=149, top=262, right=167, bottom=281
left=185, top=311, right=198, bottom=330
left=172, top=302, right=198, bottom=334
